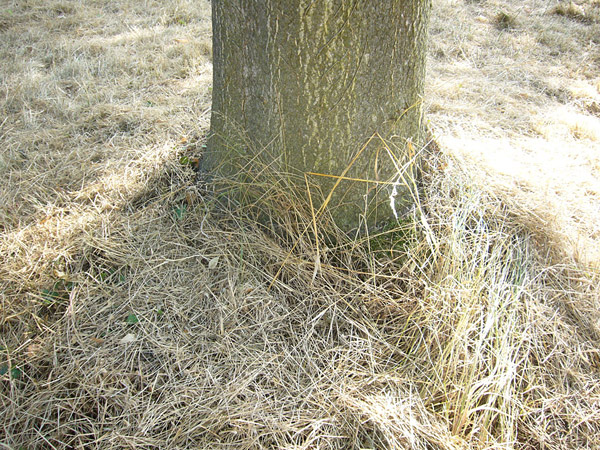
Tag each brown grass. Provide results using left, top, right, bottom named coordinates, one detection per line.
left=552, top=1, right=600, bottom=23
left=427, top=0, right=600, bottom=267
left=1, top=0, right=600, bottom=449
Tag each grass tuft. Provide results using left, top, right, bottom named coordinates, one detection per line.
left=494, top=11, right=518, bottom=30
left=551, top=1, right=600, bottom=23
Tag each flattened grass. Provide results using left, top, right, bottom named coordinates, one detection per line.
left=1, top=0, right=599, bottom=449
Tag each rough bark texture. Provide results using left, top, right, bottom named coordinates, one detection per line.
left=207, top=0, right=431, bottom=230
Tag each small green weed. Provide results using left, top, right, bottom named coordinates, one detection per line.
left=0, top=364, right=22, bottom=379
left=40, top=280, right=74, bottom=305
left=173, top=203, right=188, bottom=221
left=125, top=313, right=139, bottom=324
left=98, top=267, right=126, bottom=284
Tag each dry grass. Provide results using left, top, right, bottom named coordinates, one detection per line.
left=427, top=0, right=600, bottom=267
left=1, top=0, right=600, bottom=449
left=551, top=1, right=600, bottom=23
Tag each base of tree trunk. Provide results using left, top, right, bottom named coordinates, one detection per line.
left=207, top=0, right=431, bottom=231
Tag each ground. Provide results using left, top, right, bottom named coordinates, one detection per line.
left=1, top=0, right=599, bottom=449
left=427, top=0, right=600, bottom=266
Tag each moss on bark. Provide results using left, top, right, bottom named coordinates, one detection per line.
left=207, top=0, right=431, bottom=230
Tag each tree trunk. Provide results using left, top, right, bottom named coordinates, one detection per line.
left=207, top=0, right=431, bottom=230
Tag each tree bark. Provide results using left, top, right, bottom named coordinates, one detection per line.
left=207, top=0, right=431, bottom=230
